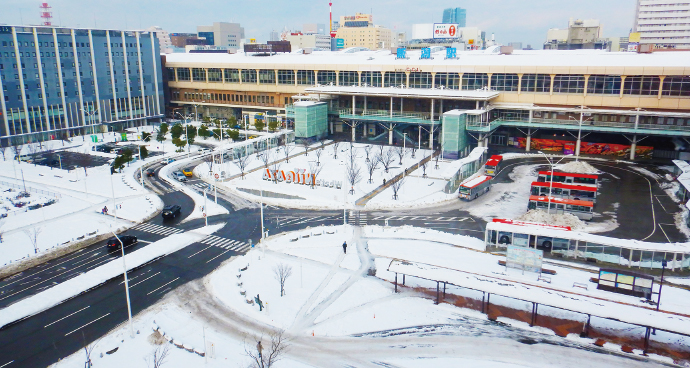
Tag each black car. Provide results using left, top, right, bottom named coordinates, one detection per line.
left=146, top=168, right=156, bottom=177
left=162, top=205, right=181, bottom=219
left=106, top=235, right=137, bottom=250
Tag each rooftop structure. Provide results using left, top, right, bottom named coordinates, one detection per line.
left=634, top=0, right=690, bottom=49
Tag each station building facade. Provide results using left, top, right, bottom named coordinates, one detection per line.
left=164, top=47, right=690, bottom=159
left=0, top=25, right=164, bottom=146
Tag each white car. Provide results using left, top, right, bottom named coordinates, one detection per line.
left=173, top=171, right=187, bottom=182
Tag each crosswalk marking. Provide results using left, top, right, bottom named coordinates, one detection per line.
left=132, top=223, right=184, bottom=236
left=200, top=235, right=250, bottom=252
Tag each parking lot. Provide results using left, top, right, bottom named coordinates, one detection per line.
left=26, top=145, right=163, bottom=171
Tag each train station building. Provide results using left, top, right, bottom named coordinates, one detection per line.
left=163, top=46, right=690, bottom=160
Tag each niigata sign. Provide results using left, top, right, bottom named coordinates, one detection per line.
left=262, top=168, right=342, bottom=189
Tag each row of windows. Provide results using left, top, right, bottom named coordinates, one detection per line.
left=177, top=91, right=275, bottom=105
left=3, top=84, right=148, bottom=102
left=170, top=68, right=690, bottom=97
left=1, top=41, right=91, bottom=48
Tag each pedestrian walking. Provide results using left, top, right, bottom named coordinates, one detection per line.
left=383, top=178, right=386, bottom=185
left=342, top=241, right=347, bottom=254
left=257, top=340, right=263, bottom=359
left=103, top=206, right=108, bottom=215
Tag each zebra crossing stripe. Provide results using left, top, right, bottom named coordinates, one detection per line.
left=207, top=238, right=227, bottom=246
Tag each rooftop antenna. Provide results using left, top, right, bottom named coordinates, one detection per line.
left=329, top=2, right=336, bottom=38
left=39, top=3, right=53, bottom=26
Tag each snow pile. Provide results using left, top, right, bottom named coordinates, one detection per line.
left=516, top=209, right=586, bottom=230
left=556, top=160, right=599, bottom=174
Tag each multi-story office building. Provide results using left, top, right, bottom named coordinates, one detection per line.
left=634, top=0, right=690, bottom=49
left=442, top=8, right=467, bottom=27
left=335, top=14, right=392, bottom=50
left=196, top=22, right=244, bottom=51
left=544, top=19, right=608, bottom=50
left=164, top=48, right=690, bottom=159
left=284, top=33, right=331, bottom=50
left=0, top=25, right=164, bottom=146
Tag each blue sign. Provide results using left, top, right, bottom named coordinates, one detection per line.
left=336, top=38, right=345, bottom=49
left=396, top=47, right=407, bottom=59
left=420, top=47, right=431, bottom=59
left=446, top=47, right=457, bottom=59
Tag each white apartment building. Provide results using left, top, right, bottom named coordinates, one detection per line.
left=284, top=33, right=332, bottom=50
left=634, top=0, right=690, bottom=49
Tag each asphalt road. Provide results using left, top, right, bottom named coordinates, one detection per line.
left=0, top=154, right=683, bottom=367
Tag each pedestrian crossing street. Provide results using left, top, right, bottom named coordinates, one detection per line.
left=131, top=223, right=184, bottom=236
left=199, top=235, right=250, bottom=252
left=348, top=211, right=367, bottom=226
left=369, top=215, right=473, bottom=222
left=191, top=182, right=213, bottom=191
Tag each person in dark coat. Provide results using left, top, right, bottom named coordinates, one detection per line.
left=342, top=241, right=347, bottom=254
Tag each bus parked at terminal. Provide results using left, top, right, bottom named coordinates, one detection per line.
left=459, top=175, right=492, bottom=201
left=527, top=195, right=594, bottom=220
left=530, top=182, right=598, bottom=202
left=484, top=155, right=503, bottom=176
left=485, top=219, right=690, bottom=270
left=537, top=171, right=599, bottom=186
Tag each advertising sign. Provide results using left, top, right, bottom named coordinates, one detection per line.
left=120, top=133, right=128, bottom=142
left=627, top=42, right=639, bottom=52
left=336, top=38, right=345, bottom=49
left=262, top=168, right=342, bottom=189
left=513, top=137, right=653, bottom=158
left=91, top=135, right=98, bottom=143
left=506, top=245, right=543, bottom=273
left=433, top=23, right=458, bottom=39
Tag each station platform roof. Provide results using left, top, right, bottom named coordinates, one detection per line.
left=304, top=86, right=499, bottom=101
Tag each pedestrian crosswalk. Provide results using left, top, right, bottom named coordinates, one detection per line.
left=192, top=182, right=213, bottom=191
left=200, top=235, right=250, bottom=252
left=369, top=215, right=473, bottom=222
left=131, top=223, right=184, bottom=236
left=347, top=211, right=367, bottom=226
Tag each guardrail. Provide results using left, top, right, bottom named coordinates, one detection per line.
left=0, top=180, right=62, bottom=198
left=468, top=118, right=690, bottom=132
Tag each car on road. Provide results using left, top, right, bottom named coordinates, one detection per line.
left=106, top=235, right=137, bottom=250
left=146, top=168, right=156, bottom=177
left=162, top=205, right=181, bottom=219
left=160, top=157, right=175, bottom=165
left=182, top=168, right=194, bottom=177
left=173, top=171, right=187, bottom=182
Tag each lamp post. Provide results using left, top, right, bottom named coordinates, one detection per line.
left=538, top=151, right=570, bottom=214
left=403, top=133, right=407, bottom=178
left=110, top=173, right=134, bottom=338
left=657, top=259, right=668, bottom=311
left=82, top=107, right=99, bottom=137
left=175, top=112, right=194, bottom=158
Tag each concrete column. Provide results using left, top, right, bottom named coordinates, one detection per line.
left=388, top=125, right=393, bottom=145
left=583, top=75, right=590, bottom=97
left=400, top=97, right=403, bottom=114
left=314, top=70, right=318, bottom=85
left=619, top=76, right=626, bottom=98
left=390, top=97, right=393, bottom=118
left=330, top=120, right=334, bottom=134
left=335, top=71, right=339, bottom=86
left=405, top=72, right=410, bottom=87
left=477, top=137, right=484, bottom=148
left=429, top=99, right=434, bottom=149
left=239, top=69, right=243, bottom=85
left=476, top=100, right=480, bottom=109
left=352, top=95, right=355, bottom=115
left=352, top=122, right=356, bottom=142
left=431, top=72, right=436, bottom=88
left=487, top=73, right=493, bottom=90
left=575, top=138, right=582, bottom=157
left=357, top=71, right=362, bottom=86
left=517, top=73, right=523, bottom=95
left=256, top=69, right=260, bottom=85
left=528, top=109, right=534, bottom=123
left=630, top=135, right=637, bottom=160
left=363, top=123, right=368, bottom=137
left=658, top=76, right=665, bottom=100
left=549, top=74, right=555, bottom=96
left=364, top=96, right=367, bottom=114
left=526, top=129, right=531, bottom=152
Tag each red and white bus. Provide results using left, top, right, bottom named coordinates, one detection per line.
left=527, top=195, right=594, bottom=220
left=537, top=171, right=598, bottom=186
left=459, top=175, right=492, bottom=201
left=484, top=155, right=503, bottom=176
left=530, top=182, right=598, bottom=202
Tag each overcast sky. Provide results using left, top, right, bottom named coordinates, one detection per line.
left=0, top=0, right=636, bottom=48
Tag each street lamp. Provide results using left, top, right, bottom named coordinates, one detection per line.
left=657, top=259, right=668, bottom=311
left=109, top=173, right=134, bottom=338
left=175, top=112, right=193, bottom=158
left=82, top=107, right=99, bottom=137
left=538, top=151, right=570, bottom=214
left=403, top=133, right=407, bottom=178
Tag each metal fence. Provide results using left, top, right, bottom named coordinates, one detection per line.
left=0, top=180, right=62, bottom=198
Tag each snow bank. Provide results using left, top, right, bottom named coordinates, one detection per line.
left=516, top=210, right=586, bottom=231
left=363, top=225, right=486, bottom=251
left=556, top=160, right=599, bottom=174
left=0, top=228, right=210, bottom=329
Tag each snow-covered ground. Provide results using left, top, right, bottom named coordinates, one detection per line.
left=56, top=224, right=684, bottom=367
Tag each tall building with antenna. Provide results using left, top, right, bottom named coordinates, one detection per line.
left=39, top=3, right=53, bottom=26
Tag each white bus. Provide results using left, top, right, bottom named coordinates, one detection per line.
left=459, top=175, right=492, bottom=201
left=485, top=219, right=690, bottom=271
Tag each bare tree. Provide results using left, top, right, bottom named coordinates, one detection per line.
left=420, top=156, right=430, bottom=178
left=365, top=155, right=380, bottom=184
left=23, top=227, right=42, bottom=254
left=259, top=149, right=273, bottom=168
left=377, top=144, right=385, bottom=156
left=346, top=162, right=362, bottom=194
left=434, top=152, right=441, bottom=169
left=308, top=161, right=323, bottom=189
left=394, top=145, right=406, bottom=165
left=377, top=148, right=395, bottom=173
left=364, top=145, right=372, bottom=162
left=273, top=263, right=293, bottom=297
left=0, top=146, right=7, bottom=161
left=347, top=144, right=357, bottom=166
left=11, top=143, right=22, bottom=163
left=331, top=141, right=341, bottom=159
left=146, top=344, right=171, bottom=368
left=233, top=154, right=253, bottom=179
left=245, top=331, right=288, bottom=368
left=82, top=331, right=103, bottom=368
left=281, top=144, right=295, bottom=163
left=391, top=177, right=405, bottom=200
left=409, top=146, right=417, bottom=159
left=270, top=161, right=282, bottom=184
left=314, top=147, right=324, bottom=166
left=27, top=143, right=41, bottom=166
left=300, top=139, right=310, bottom=156
left=202, top=153, right=214, bottom=172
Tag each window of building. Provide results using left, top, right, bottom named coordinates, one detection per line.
left=224, top=69, right=240, bottom=83
left=296, top=70, right=315, bottom=85
left=587, top=75, right=621, bottom=95
left=259, top=69, right=275, bottom=84
left=623, top=76, right=660, bottom=96
left=241, top=69, right=257, bottom=84
left=409, top=72, right=432, bottom=89
left=361, top=71, right=382, bottom=87
left=520, top=74, right=550, bottom=93
left=434, top=73, right=460, bottom=90
left=462, top=73, right=488, bottom=90
left=339, top=71, right=358, bottom=86
left=317, top=71, right=336, bottom=85
left=553, top=75, right=585, bottom=94
left=166, top=67, right=175, bottom=81
left=176, top=67, right=190, bottom=81
left=277, top=70, right=294, bottom=85
left=208, top=68, right=222, bottom=82
left=491, top=74, right=519, bottom=91
left=662, top=76, right=690, bottom=96
left=192, top=68, right=206, bottom=82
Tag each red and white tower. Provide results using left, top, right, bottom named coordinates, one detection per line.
left=39, top=2, right=53, bottom=26
left=329, top=2, right=336, bottom=38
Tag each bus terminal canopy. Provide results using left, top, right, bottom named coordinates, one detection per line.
left=304, top=86, right=500, bottom=101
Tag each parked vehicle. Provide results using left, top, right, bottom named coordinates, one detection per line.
left=162, top=205, right=181, bottom=219
left=173, top=171, right=187, bottom=182
left=106, top=235, right=137, bottom=250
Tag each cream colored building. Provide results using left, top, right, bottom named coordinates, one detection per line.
left=335, top=25, right=392, bottom=50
